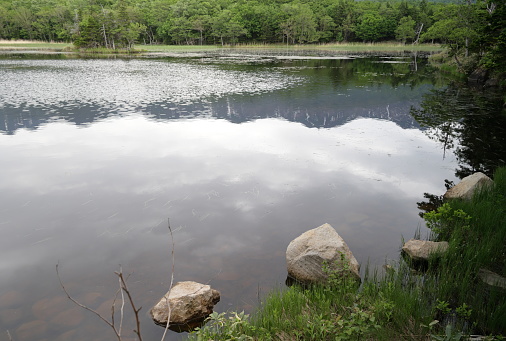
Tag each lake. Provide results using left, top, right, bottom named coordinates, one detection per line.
left=0, top=49, right=483, bottom=340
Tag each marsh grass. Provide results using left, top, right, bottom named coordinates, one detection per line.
left=188, top=167, right=506, bottom=340
left=0, top=40, right=71, bottom=50
left=0, top=40, right=443, bottom=54
left=314, top=42, right=445, bottom=52
left=136, top=44, right=219, bottom=52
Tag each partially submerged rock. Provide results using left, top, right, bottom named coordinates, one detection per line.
left=402, top=239, right=449, bottom=263
left=478, top=269, right=506, bottom=290
left=150, top=281, right=220, bottom=332
left=286, top=223, right=360, bottom=285
left=443, top=172, right=493, bottom=200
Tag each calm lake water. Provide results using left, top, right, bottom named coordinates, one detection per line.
left=0, top=50, right=478, bottom=340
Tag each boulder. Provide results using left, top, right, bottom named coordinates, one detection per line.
left=478, top=269, right=506, bottom=290
left=150, top=281, right=220, bottom=332
left=402, top=239, right=449, bottom=262
left=443, top=172, right=493, bottom=200
left=286, top=223, right=360, bottom=284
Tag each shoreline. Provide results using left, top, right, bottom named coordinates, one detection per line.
left=0, top=41, right=445, bottom=58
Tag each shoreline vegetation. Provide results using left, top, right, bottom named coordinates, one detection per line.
left=0, top=40, right=445, bottom=54
left=187, top=168, right=506, bottom=340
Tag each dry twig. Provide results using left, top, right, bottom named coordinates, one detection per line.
left=115, top=270, right=143, bottom=341
left=160, top=217, right=176, bottom=341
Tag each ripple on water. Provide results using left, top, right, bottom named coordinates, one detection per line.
left=0, top=59, right=302, bottom=111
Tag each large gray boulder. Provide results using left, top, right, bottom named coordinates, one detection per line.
left=286, top=223, right=360, bottom=284
left=402, top=239, right=449, bottom=262
left=150, top=281, right=220, bottom=332
left=443, top=172, right=493, bottom=200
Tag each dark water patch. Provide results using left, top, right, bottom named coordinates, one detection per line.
left=411, top=83, right=506, bottom=178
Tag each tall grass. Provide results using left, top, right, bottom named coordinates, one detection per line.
left=315, top=42, right=445, bottom=52
left=425, top=167, right=506, bottom=334
left=0, top=40, right=444, bottom=54
left=136, top=44, right=219, bottom=52
left=0, top=40, right=71, bottom=49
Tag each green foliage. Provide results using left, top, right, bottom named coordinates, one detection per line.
left=279, top=3, right=319, bottom=44
left=355, top=12, right=395, bottom=42
left=455, top=303, right=472, bottom=320
left=395, top=15, right=416, bottom=44
left=477, top=1, right=506, bottom=74
left=0, top=0, right=471, bottom=47
left=423, top=203, right=471, bottom=240
left=434, top=299, right=452, bottom=316
left=190, top=311, right=260, bottom=341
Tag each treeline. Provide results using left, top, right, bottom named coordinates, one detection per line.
left=0, top=0, right=502, bottom=56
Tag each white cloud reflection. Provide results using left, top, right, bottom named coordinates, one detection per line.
left=0, top=114, right=459, bottom=341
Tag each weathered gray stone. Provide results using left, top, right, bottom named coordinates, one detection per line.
left=478, top=268, right=506, bottom=289
left=286, top=223, right=360, bottom=284
left=443, top=172, right=493, bottom=200
left=402, top=239, right=449, bottom=262
left=150, top=281, right=220, bottom=332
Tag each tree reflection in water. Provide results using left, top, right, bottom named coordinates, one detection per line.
left=411, top=82, right=506, bottom=179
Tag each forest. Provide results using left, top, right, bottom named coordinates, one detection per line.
left=0, top=0, right=504, bottom=73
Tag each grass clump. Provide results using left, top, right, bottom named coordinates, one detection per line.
left=188, top=166, right=506, bottom=340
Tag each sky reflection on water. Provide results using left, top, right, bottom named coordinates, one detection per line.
left=0, top=56, right=458, bottom=341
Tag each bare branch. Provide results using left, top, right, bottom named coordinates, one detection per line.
left=160, top=218, right=176, bottom=341
left=487, top=2, right=496, bottom=15
left=116, top=271, right=143, bottom=341
left=56, top=263, right=122, bottom=341
left=6, top=330, right=13, bottom=341
left=118, top=267, right=126, bottom=337
left=111, top=286, right=122, bottom=336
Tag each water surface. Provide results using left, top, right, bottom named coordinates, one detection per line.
left=0, top=53, right=459, bottom=340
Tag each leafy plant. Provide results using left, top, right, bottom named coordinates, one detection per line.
left=434, top=299, right=452, bottom=316
left=455, top=303, right=472, bottom=320
left=334, top=304, right=381, bottom=340
left=424, top=203, right=472, bottom=240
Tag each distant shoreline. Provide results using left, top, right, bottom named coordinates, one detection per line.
left=0, top=41, right=445, bottom=57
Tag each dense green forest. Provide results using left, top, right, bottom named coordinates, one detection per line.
left=0, top=0, right=504, bottom=71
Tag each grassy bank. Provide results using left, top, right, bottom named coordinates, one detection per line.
left=0, top=40, right=443, bottom=54
left=0, top=40, right=72, bottom=50
left=188, top=167, right=506, bottom=340
left=137, top=44, right=219, bottom=52
left=315, top=42, right=444, bottom=52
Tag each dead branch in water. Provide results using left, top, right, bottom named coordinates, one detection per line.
left=56, top=217, right=177, bottom=341
left=56, top=263, right=123, bottom=340
left=56, top=263, right=143, bottom=341
left=115, top=270, right=143, bottom=341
